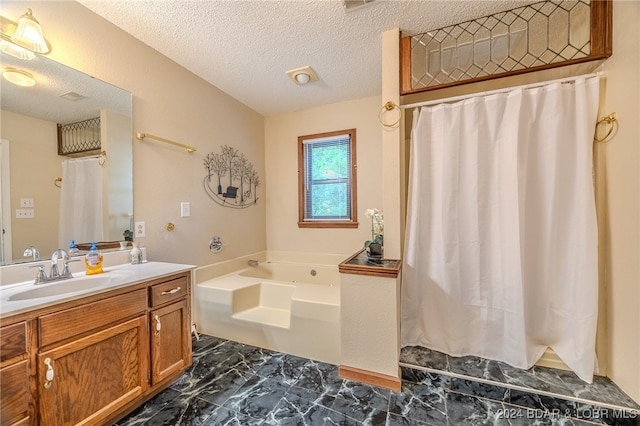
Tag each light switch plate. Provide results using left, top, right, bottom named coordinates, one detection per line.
left=16, top=209, right=34, bottom=218
left=181, top=202, right=190, bottom=217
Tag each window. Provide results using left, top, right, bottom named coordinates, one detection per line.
left=298, top=129, right=357, bottom=228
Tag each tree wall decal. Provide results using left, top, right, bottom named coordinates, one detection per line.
left=203, top=145, right=260, bottom=209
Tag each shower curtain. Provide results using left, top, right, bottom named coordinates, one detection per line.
left=402, top=75, right=600, bottom=383
left=58, top=157, right=104, bottom=249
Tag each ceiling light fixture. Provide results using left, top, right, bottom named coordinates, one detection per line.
left=0, top=8, right=50, bottom=60
left=11, top=8, right=49, bottom=53
left=0, top=38, right=35, bottom=60
left=286, top=66, right=319, bottom=86
left=3, top=67, right=36, bottom=87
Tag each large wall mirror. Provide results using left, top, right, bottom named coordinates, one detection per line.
left=0, top=52, right=133, bottom=265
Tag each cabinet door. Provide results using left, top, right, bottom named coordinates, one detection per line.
left=0, top=360, right=30, bottom=426
left=37, top=316, right=148, bottom=426
left=150, top=299, right=191, bottom=384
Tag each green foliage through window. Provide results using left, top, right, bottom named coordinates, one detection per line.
left=298, top=129, right=357, bottom=228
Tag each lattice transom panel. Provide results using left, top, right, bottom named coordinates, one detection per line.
left=57, top=117, right=101, bottom=156
left=404, top=0, right=609, bottom=93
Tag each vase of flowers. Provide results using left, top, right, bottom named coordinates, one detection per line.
left=364, top=208, right=383, bottom=260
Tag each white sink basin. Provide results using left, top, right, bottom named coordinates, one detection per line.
left=8, top=273, right=124, bottom=301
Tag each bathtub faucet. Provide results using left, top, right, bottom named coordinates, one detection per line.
left=248, top=259, right=259, bottom=267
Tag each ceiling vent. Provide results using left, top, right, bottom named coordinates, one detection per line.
left=343, top=0, right=376, bottom=11
left=59, top=91, right=87, bottom=102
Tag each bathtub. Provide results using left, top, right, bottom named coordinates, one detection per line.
left=194, top=260, right=340, bottom=364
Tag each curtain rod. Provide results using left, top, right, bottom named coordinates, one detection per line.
left=401, top=72, right=604, bottom=110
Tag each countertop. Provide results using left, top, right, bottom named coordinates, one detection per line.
left=338, top=249, right=401, bottom=278
left=0, top=261, right=195, bottom=319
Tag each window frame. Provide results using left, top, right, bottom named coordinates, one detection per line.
left=297, top=129, right=358, bottom=228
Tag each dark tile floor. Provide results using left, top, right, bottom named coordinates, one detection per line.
left=115, top=335, right=639, bottom=425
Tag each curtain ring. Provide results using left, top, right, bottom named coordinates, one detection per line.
left=379, top=101, right=401, bottom=128
left=594, top=112, right=617, bottom=143
left=54, top=177, right=62, bottom=188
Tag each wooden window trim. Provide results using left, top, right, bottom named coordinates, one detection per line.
left=297, top=129, right=358, bottom=229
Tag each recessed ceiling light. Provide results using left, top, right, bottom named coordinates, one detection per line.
left=286, top=66, right=319, bottom=85
left=2, top=67, right=35, bottom=87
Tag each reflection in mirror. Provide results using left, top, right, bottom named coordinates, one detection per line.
left=0, top=53, right=132, bottom=266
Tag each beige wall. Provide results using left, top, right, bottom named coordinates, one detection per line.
left=2, top=1, right=266, bottom=266
left=264, top=96, right=383, bottom=256
left=601, top=0, right=640, bottom=404
left=1, top=110, right=60, bottom=260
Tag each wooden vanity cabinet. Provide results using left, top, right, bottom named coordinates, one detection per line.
left=0, top=270, right=192, bottom=426
left=36, top=290, right=148, bottom=426
left=0, top=322, right=32, bottom=426
left=149, top=274, right=192, bottom=385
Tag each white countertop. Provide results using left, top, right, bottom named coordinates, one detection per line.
left=0, top=261, right=195, bottom=319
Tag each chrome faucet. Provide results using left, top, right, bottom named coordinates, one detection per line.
left=248, top=259, right=259, bottom=267
left=50, top=249, right=70, bottom=279
left=27, top=249, right=79, bottom=285
left=23, top=246, right=40, bottom=261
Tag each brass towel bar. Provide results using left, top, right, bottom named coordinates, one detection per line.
left=136, top=132, right=197, bottom=153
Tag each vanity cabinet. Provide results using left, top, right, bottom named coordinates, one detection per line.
left=0, top=322, right=32, bottom=426
left=36, top=290, right=148, bottom=426
left=149, top=275, right=191, bottom=384
left=0, top=269, right=192, bottom=426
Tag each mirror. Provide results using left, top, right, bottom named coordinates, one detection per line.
left=0, top=53, right=133, bottom=265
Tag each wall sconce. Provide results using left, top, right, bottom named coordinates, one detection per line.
left=286, top=66, right=319, bottom=85
left=2, top=67, right=36, bottom=87
left=0, top=8, right=50, bottom=60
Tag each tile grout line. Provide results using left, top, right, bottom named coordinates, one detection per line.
left=399, top=362, right=639, bottom=414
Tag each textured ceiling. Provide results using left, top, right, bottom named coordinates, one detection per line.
left=84, top=1, right=536, bottom=116
left=1, top=51, right=131, bottom=124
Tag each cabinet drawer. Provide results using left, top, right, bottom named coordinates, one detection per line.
left=39, top=289, right=147, bottom=347
left=0, top=322, right=27, bottom=362
left=150, top=275, right=188, bottom=307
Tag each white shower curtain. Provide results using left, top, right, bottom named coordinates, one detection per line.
left=402, top=75, right=600, bottom=383
left=58, top=157, right=104, bottom=248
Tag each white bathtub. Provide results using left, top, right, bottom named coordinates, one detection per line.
left=194, top=260, right=340, bottom=364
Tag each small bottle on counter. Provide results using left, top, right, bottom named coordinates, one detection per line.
left=85, top=242, right=104, bottom=275
left=130, top=241, right=142, bottom=265
left=68, top=240, right=80, bottom=257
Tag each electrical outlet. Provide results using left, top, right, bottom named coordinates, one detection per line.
left=16, top=209, right=34, bottom=218
left=181, top=202, right=190, bottom=217
left=20, top=198, right=34, bottom=207
left=135, top=221, right=145, bottom=238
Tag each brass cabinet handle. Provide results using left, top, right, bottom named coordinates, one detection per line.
left=43, top=357, right=54, bottom=389
left=161, top=286, right=181, bottom=296
left=154, top=314, right=162, bottom=336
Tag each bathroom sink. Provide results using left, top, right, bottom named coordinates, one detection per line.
left=8, top=274, right=119, bottom=301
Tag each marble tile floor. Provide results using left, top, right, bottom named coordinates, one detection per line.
left=115, top=334, right=639, bottom=425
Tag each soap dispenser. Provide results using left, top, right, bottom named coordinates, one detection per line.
left=68, top=240, right=80, bottom=257
left=85, top=242, right=104, bottom=275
